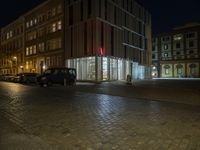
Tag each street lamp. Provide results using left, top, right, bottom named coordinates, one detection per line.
left=20, top=66, right=24, bottom=73
left=13, top=56, right=18, bottom=74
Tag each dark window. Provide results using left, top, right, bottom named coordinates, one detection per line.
left=176, top=43, right=180, bottom=49
left=105, top=0, right=107, bottom=20
left=69, top=6, right=73, bottom=25
left=176, top=51, right=180, bottom=55
left=84, top=23, right=87, bottom=55
left=152, top=45, right=155, bottom=51
left=88, top=0, right=91, bottom=18
left=71, top=28, right=73, bottom=57
left=124, top=46, right=127, bottom=58
left=99, top=0, right=101, bottom=17
left=80, top=0, right=83, bottom=21
left=189, top=50, right=194, bottom=54
left=111, top=27, right=114, bottom=56
left=189, top=41, right=194, bottom=47
left=139, top=22, right=142, bottom=34
left=152, top=54, right=155, bottom=59
left=101, top=22, right=104, bottom=48
left=114, top=7, right=117, bottom=24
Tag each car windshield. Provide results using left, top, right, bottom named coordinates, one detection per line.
left=43, top=69, right=52, bottom=75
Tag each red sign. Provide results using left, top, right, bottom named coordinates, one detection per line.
left=98, top=47, right=105, bottom=56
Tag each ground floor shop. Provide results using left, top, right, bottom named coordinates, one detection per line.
left=66, top=56, right=149, bottom=82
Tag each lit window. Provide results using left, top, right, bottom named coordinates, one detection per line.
left=34, top=18, right=37, bottom=24
left=30, top=20, right=33, bottom=26
left=33, top=45, right=37, bottom=54
left=26, top=22, right=29, bottom=28
left=174, top=34, right=182, bottom=40
left=26, top=48, right=29, bottom=56
left=30, top=47, right=33, bottom=55
left=52, top=23, right=56, bottom=32
left=58, top=21, right=62, bottom=30
left=164, top=44, right=168, bottom=50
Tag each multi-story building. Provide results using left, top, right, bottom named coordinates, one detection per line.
left=0, top=17, right=24, bottom=75
left=24, top=0, right=64, bottom=73
left=65, top=0, right=152, bottom=81
left=152, top=22, right=200, bottom=78
left=0, top=0, right=152, bottom=82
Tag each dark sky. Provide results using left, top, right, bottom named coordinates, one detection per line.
left=138, top=0, right=200, bottom=33
left=1, top=0, right=200, bottom=34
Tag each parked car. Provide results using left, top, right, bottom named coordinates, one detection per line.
left=37, top=67, right=76, bottom=87
left=3, top=74, right=15, bottom=81
left=15, top=73, right=38, bottom=83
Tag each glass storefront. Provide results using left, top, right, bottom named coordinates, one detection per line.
left=66, top=56, right=145, bottom=81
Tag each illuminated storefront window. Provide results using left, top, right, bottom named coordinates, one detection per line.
left=66, top=56, right=145, bottom=81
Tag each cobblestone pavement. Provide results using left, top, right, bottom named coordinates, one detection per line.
left=0, top=81, right=200, bottom=150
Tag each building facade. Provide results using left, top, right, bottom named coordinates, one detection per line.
left=152, top=22, right=200, bottom=78
left=0, top=0, right=152, bottom=82
left=0, top=17, right=24, bottom=75
left=24, top=0, right=64, bottom=74
left=65, top=0, right=152, bottom=81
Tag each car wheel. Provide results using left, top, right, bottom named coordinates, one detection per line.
left=43, top=83, right=48, bottom=88
left=47, top=81, right=53, bottom=86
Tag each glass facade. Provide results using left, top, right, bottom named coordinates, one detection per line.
left=66, top=56, right=145, bottom=81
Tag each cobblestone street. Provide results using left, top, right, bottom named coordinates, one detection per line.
left=0, top=80, right=200, bottom=150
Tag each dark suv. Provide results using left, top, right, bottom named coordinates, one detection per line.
left=37, top=67, right=76, bottom=87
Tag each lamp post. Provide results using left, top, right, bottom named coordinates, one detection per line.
left=20, top=65, right=24, bottom=73
left=13, top=56, right=17, bottom=74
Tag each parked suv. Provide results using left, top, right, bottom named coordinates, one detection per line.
left=37, top=67, right=76, bottom=87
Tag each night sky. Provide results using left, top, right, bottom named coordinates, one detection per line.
left=0, top=0, right=200, bottom=34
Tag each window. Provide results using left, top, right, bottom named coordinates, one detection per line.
left=152, top=54, right=155, bottom=59
left=26, top=22, right=29, bottom=28
left=57, top=21, right=62, bottom=30
left=30, top=20, right=33, bottom=26
left=26, top=48, right=29, bottom=56
left=52, top=8, right=56, bottom=16
left=52, top=23, right=56, bottom=32
left=69, top=6, right=73, bottom=25
left=47, top=38, right=62, bottom=50
left=162, top=36, right=170, bottom=42
left=165, top=68, right=169, bottom=75
left=186, top=32, right=195, bottom=39
left=189, top=41, right=194, bottom=48
left=189, top=50, right=194, bottom=54
left=174, top=34, right=182, bottom=40
left=176, top=43, right=180, bottom=49
left=33, top=45, right=37, bottom=54
left=38, top=42, right=45, bottom=52
left=29, top=47, right=33, bottom=55
left=164, top=53, right=168, bottom=57
left=88, top=0, right=92, bottom=17
left=164, top=65, right=170, bottom=75
left=177, top=68, right=182, bottom=74
left=164, top=44, right=168, bottom=50
left=57, top=5, right=62, bottom=14
left=176, top=51, right=180, bottom=55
